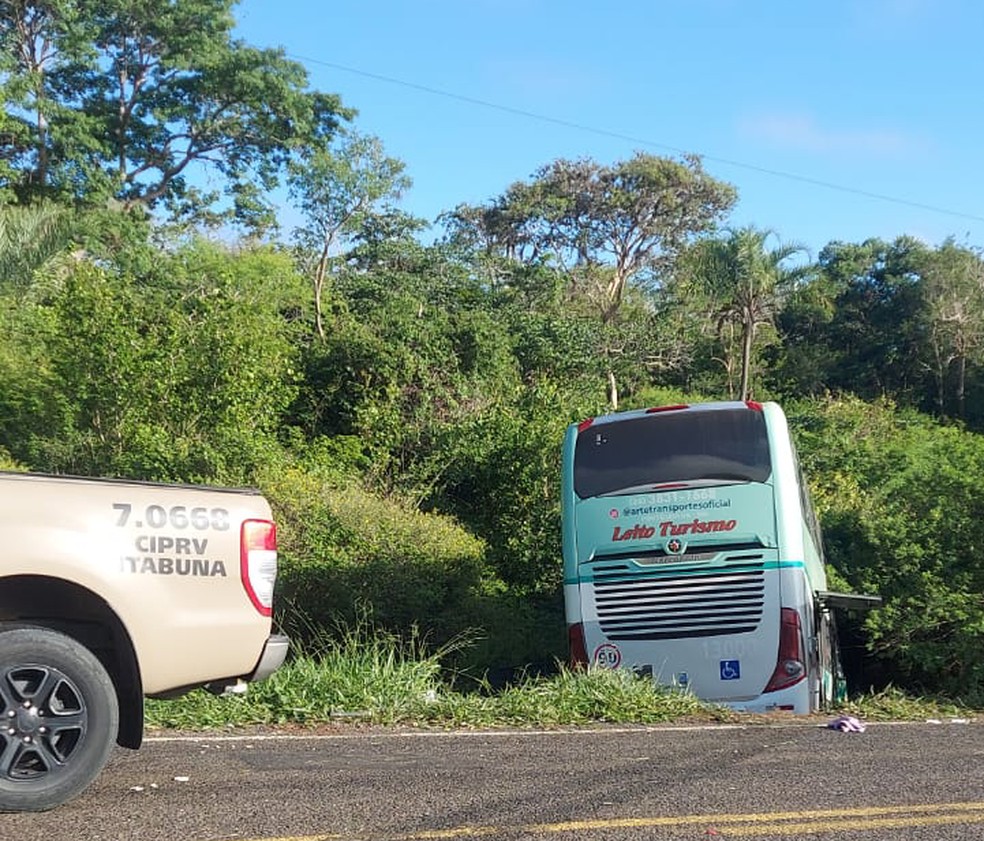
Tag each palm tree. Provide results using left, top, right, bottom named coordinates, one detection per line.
left=694, top=226, right=811, bottom=400
left=0, top=202, right=74, bottom=292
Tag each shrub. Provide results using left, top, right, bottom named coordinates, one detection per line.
left=790, top=395, right=984, bottom=703
left=264, top=467, right=487, bottom=650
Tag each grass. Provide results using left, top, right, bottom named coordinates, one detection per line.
left=839, top=686, right=976, bottom=722
left=143, top=620, right=979, bottom=731
left=419, top=666, right=738, bottom=728
left=145, top=658, right=737, bottom=731
left=145, top=618, right=453, bottom=729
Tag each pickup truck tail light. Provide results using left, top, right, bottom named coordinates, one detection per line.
left=241, top=519, right=278, bottom=617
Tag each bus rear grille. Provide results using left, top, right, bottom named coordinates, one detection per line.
left=591, top=562, right=766, bottom=641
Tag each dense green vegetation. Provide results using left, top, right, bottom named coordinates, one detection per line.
left=5, top=1, right=984, bottom=714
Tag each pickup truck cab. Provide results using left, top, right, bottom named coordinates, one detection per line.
left=0, top=471, right=289, bottom=811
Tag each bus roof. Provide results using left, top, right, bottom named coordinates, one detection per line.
left=574, top=400, right=769, bottom=432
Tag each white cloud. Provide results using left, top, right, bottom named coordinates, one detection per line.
left=737, top=112, right=930, bottom=159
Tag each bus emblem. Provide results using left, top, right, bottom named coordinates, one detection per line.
left=666, top=538, right=685, bottom=554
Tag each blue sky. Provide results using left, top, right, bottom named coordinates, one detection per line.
left=234, top=0, right=984, bottom=259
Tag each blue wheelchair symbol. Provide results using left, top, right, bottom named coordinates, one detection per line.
left=720, top=660, right=741, bottom=681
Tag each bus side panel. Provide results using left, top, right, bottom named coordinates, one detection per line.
left=561, top=424, right=583, bottom=636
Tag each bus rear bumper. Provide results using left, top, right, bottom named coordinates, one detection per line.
left=717, top=681, right=811, bottom=715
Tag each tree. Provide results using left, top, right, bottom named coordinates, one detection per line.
left=764, top=268, right=840, bottom=399
left=446, top=153, right=736, bottom=320
left=816, top=237, right=930, bottom=406
left=686, top=226, right=810, bottom=400
left=443, top=153, right=736, bottom=407
left=915, top=240, right=984, bottom=420
left=288, top=131, right=411, bottom=340
left=0, top=237, right=302, bottom=482
left=0, top=200, right=72, bottom=289
left=0, top=199, right=157, bottom=293
left=0, top=0, right=84, bottom=199
left=0, top=0, right=351, bottom=232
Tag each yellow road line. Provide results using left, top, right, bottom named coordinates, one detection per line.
left=714, top=813, right=984, bottom=836
left=247, top=801, right=984, bottom=841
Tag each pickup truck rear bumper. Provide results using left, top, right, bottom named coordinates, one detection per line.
left=203, top=633, right=290, bottom=695
left=248, top=633, right=290, bottom=682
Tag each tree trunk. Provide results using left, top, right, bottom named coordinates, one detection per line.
left=934, top=347, right=946, bottom=418
left=313, top=240, right=330, bottom=341
left=956, top=354, right=967, bottom=419
left=607, top=371, right=618, bottom=412
left=739, top=319, right=755, bottom=400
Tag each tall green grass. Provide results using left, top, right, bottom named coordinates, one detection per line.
left=144, top=618, right=977, bottom=730
left=420, top=667, right=736, bottom=728
left=144, top=616, right=731, bottom=729
left=145, top=617, right=456, bottom=728
left=840, top=686, right=974, bottom=722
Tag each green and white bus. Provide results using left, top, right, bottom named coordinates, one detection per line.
left=562, top=400, right=877, bottom=713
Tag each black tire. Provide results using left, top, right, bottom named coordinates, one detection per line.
left=0, top=625, right=119, bottom=812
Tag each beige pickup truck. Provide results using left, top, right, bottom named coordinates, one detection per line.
left=0, top=471, right=289, bottom=812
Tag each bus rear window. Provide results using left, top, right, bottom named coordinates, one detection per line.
left=574, top=407, right=772, bottom=498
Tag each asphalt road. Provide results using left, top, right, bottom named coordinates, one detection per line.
left=3, top=720, right=984, bottom=840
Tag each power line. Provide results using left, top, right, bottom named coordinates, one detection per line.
left=292, top=54, right=984, bottom=226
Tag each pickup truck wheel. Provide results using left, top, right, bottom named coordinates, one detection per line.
left=0, top=626, right=119, bottom=812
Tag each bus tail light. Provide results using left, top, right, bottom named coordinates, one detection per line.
left=241, top=519, right=278, bottom=617
left=568, top=623, right=588, bottom=668
left=764, top=608, right=806, bottom=693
